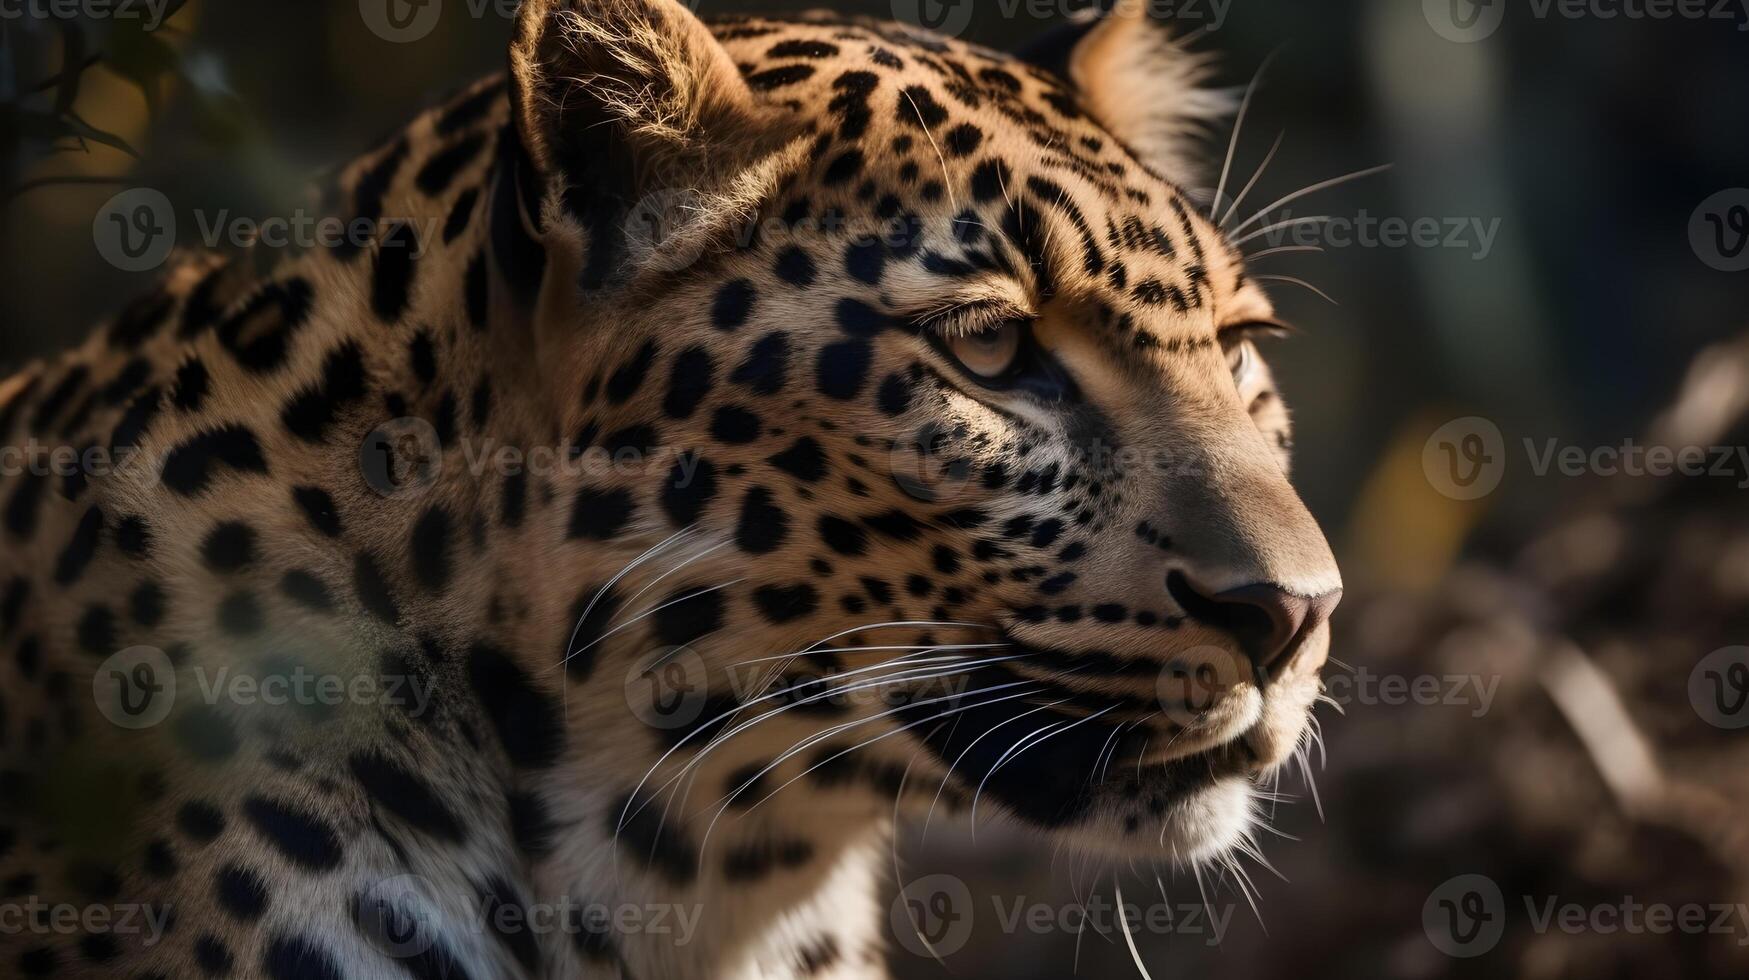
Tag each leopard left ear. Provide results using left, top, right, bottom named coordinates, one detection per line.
left=1017, top=0, right=1232, bottom=188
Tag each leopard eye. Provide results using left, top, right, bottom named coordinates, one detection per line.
left=946, top=321, right=1024, bottom=379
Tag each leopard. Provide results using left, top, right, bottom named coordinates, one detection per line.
left=0, top=0, right=1343, bottom=976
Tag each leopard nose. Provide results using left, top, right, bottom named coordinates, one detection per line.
left=1166, top=571, right=1342, bottom=682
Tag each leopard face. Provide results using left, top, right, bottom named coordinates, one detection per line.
left=511, top=0, right=1342, bottom=865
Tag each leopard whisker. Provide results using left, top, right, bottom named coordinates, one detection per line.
left=1228, top=162, right=1394, bottom=236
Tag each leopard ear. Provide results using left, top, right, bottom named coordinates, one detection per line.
left=508, top=0, right=804, bottom=288
left=1018, top=0, right=1233, bottom=188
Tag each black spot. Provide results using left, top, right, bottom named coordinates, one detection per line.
left=560, top=584, right=623, bottom=682
left=217, top=278, right=314, bottom=374
left=723, top=838, right=814, bottom=882
left=194, top=935, right=234, bottom=977
left=897, top=84, right=949, bottom=128
left=661, top=453, right=718, bottom=527
left=606, top=340, right=659, bottom=404
left=775, top=247, right=817, bottom=287
left=768, top=39, right=838, bottom=58
left=214, top=864, right=269, bottom=921
left=569, top=487, right=635, bottom=540
left=736, top=487, right=789, bottom=554
left=651, top=587, right=726, bottom=647
left=17, top=946, right=57, bottom=976
left=242, top=795, right=344, bottom=870
left=837, top=299, right=899, bottom=339
left=466, top=251, right=489, bottom=330
left=508, top=790, right=556, bottom=857
left=1031, top=518, right=1065, bottom=548
left=178, top=800, right=226, bottom=841
left=444, top=186, right=481, bottom=244
left=753, top=583, right=819, bottom=624
left=944, top=123, right=984, bottom=157
left=217, top=591, right=266, bottom=636
left=161, top=425, right=269, bottom=496
left=372, top=221, right=422, bottom=322
left=712, top=280, right=756, bottom=330
left=710, top=405, right=761, bottom=444
left=115, top=514, right=151, bottom=556
left=970, top=158, right=1012, bottom=203
left=468, top=642, right=565, bottom=768
left=293, top=486, right=343, bottom=537
left=817, top=516, right=867, bottom=556
left=174, top=705, right=240, bottom=762
left=131, top=580, right=167, bottom=627
left=143, top=839, right=177, bottom=878
left=354, top=551, right=401, bottom=624
left=732, top=331, right=792, bottom=395
left=263, top=934, right=343, bottom=980
left=53, top=506, right=104, bottom=586
left=877, top=373, right=912, bottom=416
left=864, top=509, right=922, bottom=541
left=501, top=471, right=527, bottom=529
left=768, top=437, right=826, bottom=482
left=201, top=521, right=256, bottom=573
left=436, top=80, right=502, bottom=135
left=815, top=341, right=872, bottom=400
left=474, top=876, right=540, bottom=973
left=823, top=149, right=864, bottom=186
left=611, top=791, right=698, bottom=885
left=663, top=346, right=713, bottom=419
left=172, top=358, right=211, bottom=411
left=77, top=604, right=116, bottom=655
left=844, top=239, right=886, bottom=285
left=3, top=472, right=46, bottom=540
left=280, top=570, right=335, bottom=613
left=747, top=63, right=816, bottom=89
left=409, top=332, right=438, bottom=386
left=348, top=750, right=467, bottom=842
left=80, top=932, right=119, bottom=963
left=416, top=132, right=487, bottom=196
left=282, top=342, right=369, bottom=444
left=410, top=505, right=453, bottom=592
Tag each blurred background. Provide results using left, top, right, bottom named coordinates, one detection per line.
left=3, top=1, right=1746, bottom=977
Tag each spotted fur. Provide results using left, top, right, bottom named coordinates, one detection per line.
left=0, top=2, right=1341, bottom=977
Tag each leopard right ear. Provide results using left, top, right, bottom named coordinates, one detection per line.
left=506, top=0, right=805, bottom=291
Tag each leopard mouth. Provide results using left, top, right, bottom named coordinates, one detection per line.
left=894, top=658, right=1261, bottom=834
